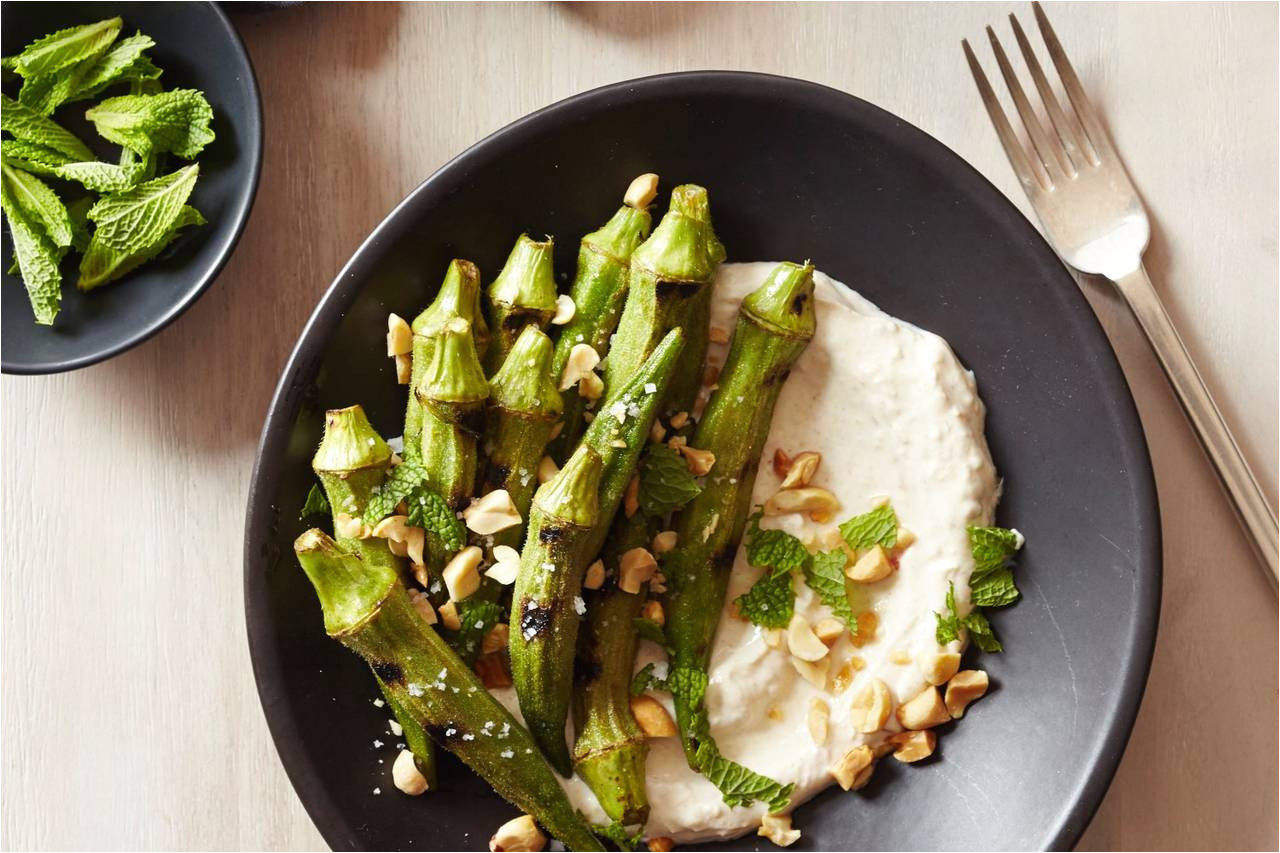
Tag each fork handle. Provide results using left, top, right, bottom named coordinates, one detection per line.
left=1114, top=264, right=1279, bottom=588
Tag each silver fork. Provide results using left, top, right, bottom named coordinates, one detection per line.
left=964, top=2, right=1278, bottom=587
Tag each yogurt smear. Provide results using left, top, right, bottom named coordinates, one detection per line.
left=495, top=262, right=999, bottom=843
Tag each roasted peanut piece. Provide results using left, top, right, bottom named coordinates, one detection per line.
left=669, top=411, right=689, bottom=429
left=394, top=353, right=412, bottom=384
left=897, top=685, right=950, bottom=730
left=485, top=544, right=521, bottom=585
left=945, top=670, right=989, bottom=718
left=582, top=559, right=605, bottom=590
left=830, top=744, right=874, bottom=790
left=551, top=294, right=576, bottom=325
left=894, top=528, right=917, bottom=550
left=481, top=622, right=509, bottom=655
left=372, top=514, right=412, bottom=541
left=437, top=600, right=462, bottom=631
left=333, top=513, right=370, bottom=540
left=764, top=486, right=841, bottom=517
left=889, top=730, right=936, bottom=763
left=558, top=343, right=601, bottom=391
left=631, top=695, right=677, bottom=737
left=647, top=838, right=675, bottom=853
left=762, top=628, right=786, bottom=650
left=680, top=445, right=716, bottom=476
left=618, top=547, right=658, bottom=594
left=808, top=698, right=830, bottom=745
left=814, top=617, right=845, bottom=646
left=489, top=814, right=546, bottom=852
left=474, top=653, right=511, bottom=688
left=651, top=530, right=678, bottom=554
left=443, top=545, right=483, bottom=600
left=790, top=654, right=830, bottom=689
left=392, top=748, right=429, bottom=795
left=536, top=455, right=559, bottom=484
left=386, top=313, right=412, bottom=356
left=925, top=652, right=962, bottom=686
left=408, top=589, right=438, bottom=625
left=624, top=476, right=640, bottom=518
left=849, top=677, right=892, bottom=733
left=786, top=614, right=830, bottom=662
left=772, top=447, right=793, bottom=478
left=709, top=325, right=730, bottom=344
left=779, top=451, right=821, bottom=489
left=846, top=544, right=893, bottom=583
left=641, top=599, right=666, bottom=626
left=758, top=813, right=801, bottom=848
left=624, top=173, right=660, bottom=209
left=462, top=489, right=522, bottom=534
left=578, top=371, right=604, bottom=401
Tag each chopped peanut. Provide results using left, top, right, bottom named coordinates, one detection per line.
left=582, top=559, right=605, bottom=590
left=558, top=343, right=601, bottom=391
left=408, top=589, right=437, bottom=625
left=849, top=678, right=892, bottom=733
left=392, top=748, right=428, bottom=795
left=649, top=419, right=667, bottom=444
left=925, top=652, right=962, bottom=686
left=437, top=600, right=461, bottom=631
left=394, top=353, right=412, bottom=384
left=463, top=490, right=522, bottom=534
left=790, top=654, right=830, bottom=689
left=489, top=814, right=545, bottom=852
left=647, top=838, right=674, bottom=853
left=764, top=487, right=841, bottom=517
left=624, top=173, right=659, bottom=209
left=442, top=545, right=483, bottom=601
left=849, top=612, right=879, bottom=647
left=481, top=623, right=509, bottom=655
left=772, top=448, right=792, bottom=478
left=758, top=813, right=801, bottom=847
left=641, top=599, right=665, bottom=626
left=474, top=653, right=511, bottom=688
left=779, top=451, right=821, bottom=489
left=668, top=411, right=690, bottom=429
left=485, top=544, right=521, bottom=585
left=709, top=325, right=731, bottom=344
left=651, top=530, right=678, bottom=553
left=830, top=744, right=874, bottom=790
left=386, top=313, right=412, bottom=356
left=814, top=617, right=845, bottom=646
left=888, top=730, right=936, bottom=763
left=536, top=455, right=559, bottom=484
left=631, top=695, right=677, bottom=737
left=624, top=476, right=640, bottom=518
left=551, top=294, right=575, bottom=325
left=762, top=628, right=786, bottom=650
left=808, top=698, right=830, bottom=745
left=897, top=686, right=950, bottom=730
left=786, top=614, right=830, bottom=662
left=679, top=445, right=716, bottom=476
left=945, top=670, right=989, bottom=718
left=578, top=371, right=604, bottom=401
left=846, top=545, right=893, bottom=583
left=618, top=547, right=658, bottom=594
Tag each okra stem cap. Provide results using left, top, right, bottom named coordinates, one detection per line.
left=412, top=259, right=484, bottom=336
left=742, top=261, right=817, bottom=338
left=295, top=528, right=397, bottom=636
left=312, top=405, right=392, bottom=473
left=533, top=444, right=602, bottom=526
left=490, top=325, right=563, bottom=418
left=488, top=234, right=558, bottom=311
left=420, top=318, right=489, bottom=404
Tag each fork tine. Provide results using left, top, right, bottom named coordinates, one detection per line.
left=1032, top=1, right=1113, bottom=163
left=1009, top=12, right=1087, bottom=173
left=986, top=25, right=1066, bottom=185
left=962, top=38, right=1046, bottom=193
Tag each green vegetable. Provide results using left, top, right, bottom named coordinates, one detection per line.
left=361, top=457, right=466, bottom=550
left=547, top=185, right=653, bottom=462
left=482, top=324, right=563, bottom=550
left=484, top=234, right=557, bottom=374
left=510, top=329, right=686, bottom=776
left=294, top=528, right=604, bottom=852
left=743, top=510, right=810, bottom=574
left=444, top=598, right=504, bottom=663
left=637, top=443, right=702, bottom=516
left=803, top=548, right=855, bottom=624
left=11, top=18, right=122, bottom=80
left=85, top=88, right=215, bottom=158
left=840, top=502, right=899, bottom=550
left=662, top=262, right=816, bottom=809
left=402, top=259, right=488, bottom=463
left=0, top=179, right=64, bottom=324
left=1, top=94, right=94, bottom=160
left=77, top=165, right=204, bottom=291
left=935, top=525, right=1023, bottom=651
left=311, top=405, right=438, bottom=791
left=734, top=565, right=795, bottom=629
left=1, top=161, right=72, bottom=247
left=300, top=483, right=330, bottom=519
left=60, top=33, right=160, bottom=105
left=628, top=662, right=665, bottom=696
left=53, top=158, right=154, bottom=192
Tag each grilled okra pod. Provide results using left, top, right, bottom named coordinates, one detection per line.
left=417, top=316, right=489, bottom=572
left=483, top=324, right=564, bottom=551
left=547, top=182, right=655, bottom=462
left=312, top=405, right=438, bottom=788
left=509, top=328, right=686, bottom=775
left=294, top=529, right=604, bottom=852
left=402, top=259, right=488, bottom=461
left=484, top=234, right=558, bottom=375
left=663, top=262, right=817, bottom=764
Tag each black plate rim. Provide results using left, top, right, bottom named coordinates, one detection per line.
left=243, top=70, right=1161, bottom=852
left=0, top=1, right=265, bottom=376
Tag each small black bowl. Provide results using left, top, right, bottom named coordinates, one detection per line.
left=245, top=72, right=1160, bottom=851
left=1, top=1, right=262, bottom=375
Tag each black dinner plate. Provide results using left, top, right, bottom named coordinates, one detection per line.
left=244, top=72, right=1161, bottom=851
left=1, top=1, right=262, bottom=375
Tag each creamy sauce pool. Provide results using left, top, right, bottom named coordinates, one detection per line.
left=493, top=262, right=999, bottom=843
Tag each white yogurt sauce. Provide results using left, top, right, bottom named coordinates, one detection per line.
left=494, top=262, right=999, bottom=843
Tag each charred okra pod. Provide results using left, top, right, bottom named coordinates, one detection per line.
left=402, top=259, right=488, bottom=461
left=482, top=324, right=564, bottom=551
left=294, top=529, right=604, bottom=852
left=547, top=178, right=655, bottom=462
left=417, top=317, right=489, bottom=571
left=312, top=405, right=437, bottom=788
left=509, top=329, right=686, bottom=775
left=484, top=234, right=558, bottom=375
left=664, top=262, right=817, bottom=765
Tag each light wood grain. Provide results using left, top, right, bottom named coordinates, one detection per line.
left=2, top=3, right=1275, bottom=850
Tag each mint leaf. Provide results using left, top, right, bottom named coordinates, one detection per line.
left=1, top=94, right=94, bottom=161
left=55, top=159, right=152, bottom=192
left=445, top=598, right=502, bottom=663
left=13, top=18, right=122, bottom=79
left=1, top=139, right=75, bottom=169
left=1, top=190, right=64, bottom=324
left=1, top=162, right=73, bottom=247
left=593, top=821, right=642, bottom=851
left=18, top=68, right=84, bottom=116
left=66, top=196, right=92, bottom=253
left=839, top=503, right=898, bottom=550
left=743, top=509, right=809, bottom=572
left=734, top=566, right=794, bottom=629
left=935, top=579, right=1007, bottom=651
left=85, top=89, right=215, bottom=158
left=666, top=664, right=708, bottom=711
left=962, top=610, right=1002, bottom=652
left=363, top=458, right=426, bottom=523
left=77, top=203, right=203, bottom=291
left=638, top=444, right=702, bottom=516
left=633, top=617, right=669, bottom=650
left=803, top=548, right=854, bottom=623
left=629, top=662, right=666, bottom=696
left=970, top=567, right=1018, bottom=607
left=66, top=33, right=159, bottom=103
left=408, top=490, right=465, bottom=551
left=696, top=743, right=794, bottom=814
left=969, top=525, right=1021, bottom=579
left=300, top=483, right=331, bottom=520
left=934, top=581, right=962, bottom=645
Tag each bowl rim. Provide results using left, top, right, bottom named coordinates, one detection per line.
left=0, top=1, right=265, bottom=376
left=243, top=69, right=1162, bottom=852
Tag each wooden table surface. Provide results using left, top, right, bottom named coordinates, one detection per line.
left=2, top=2, right=1275, bottom=850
